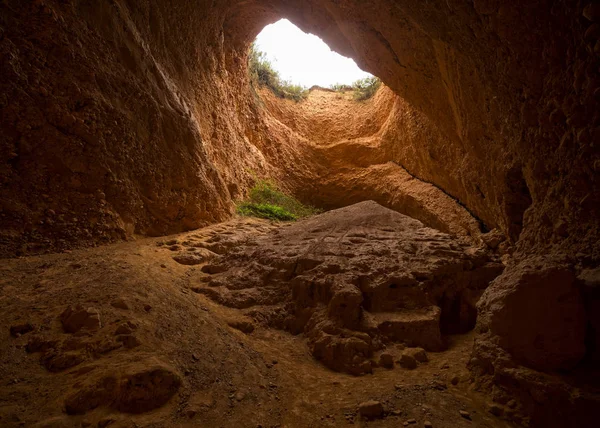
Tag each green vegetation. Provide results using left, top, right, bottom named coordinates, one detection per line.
left=329, top=76, right=382, bottom=101
left=237, top=179, right=320, bottom=221
left=248, top=43, right=309, bottom=102
left=352, top=76, right=382, bottom=100
left=329, top=83, right=353, bottom=92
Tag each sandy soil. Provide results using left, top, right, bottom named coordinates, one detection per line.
left=0, top=213, right=515, bottom=428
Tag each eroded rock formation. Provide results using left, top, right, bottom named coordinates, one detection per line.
left=1, top=0, right=599, bottom=426
left=194, top=201, right=503, bottom=375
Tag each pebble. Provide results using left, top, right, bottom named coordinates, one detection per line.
left=110, top=298, right=129, bottom=310
left=406, top=347, right=428, bottom=362
left=459, top=410, right=471, bottom=420
left=424, top=421, right=433, bottom=428
left=488, top=403, right=504, bottom=416
left=60, top=305, right=101, bottom=333
left=450, top=375, right=460, bottom=385
left=399, top=354, right=417, bottom=369
left=358, top=400, right=384, bottom=419
left=9, top=323, right=34, bottom=337
left=379, top=352, right=394, bottom=368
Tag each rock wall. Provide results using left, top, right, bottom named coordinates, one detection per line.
left=2, top=0, right=598, bottom=256
left=1, top=0, right=599, bottom=425
left=257, top=86, right=485, bottom=242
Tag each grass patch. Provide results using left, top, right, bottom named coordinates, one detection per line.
left=248, top=43, right=309, bottom=102
left=237, top=203, right=298, bottom=221
left=237, top=179, right=320, bottom=221
left=329, top=76, right=382, bottom=101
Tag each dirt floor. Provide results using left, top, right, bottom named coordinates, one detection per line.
left=0, top=212, right=516, bottom=428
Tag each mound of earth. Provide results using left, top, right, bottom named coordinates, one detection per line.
left=194, top=201, right=504, bottom=374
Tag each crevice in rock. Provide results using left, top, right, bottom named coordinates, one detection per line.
left=390, top=160, right=490, bottom=234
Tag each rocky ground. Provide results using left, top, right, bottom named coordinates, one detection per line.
left=0, top=203, right=518, bottom=428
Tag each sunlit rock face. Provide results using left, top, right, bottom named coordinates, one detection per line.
left=1, top=0, right=598, bottom=425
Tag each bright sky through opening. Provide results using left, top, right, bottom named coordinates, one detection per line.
left=254, top=19, right=372, bottom=88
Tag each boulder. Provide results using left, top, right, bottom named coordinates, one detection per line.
left=478, top=259, right=586, bottom=370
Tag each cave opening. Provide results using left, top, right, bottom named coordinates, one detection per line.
left=252, top=18, right=374, bottom=89
left=248, top=18, right=383, bottom=108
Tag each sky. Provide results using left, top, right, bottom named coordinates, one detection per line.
left=254, top=19, right=372, bottom=88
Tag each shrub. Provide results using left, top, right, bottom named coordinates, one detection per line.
left=248, top=43, right=309, bottom=102
left=237, top=179, right=320, bottom=221
left=352, top=76, right=381, bottom=101
left=237, top=203, right=298, bottom=221
left=328, top=77, right=382, bottom=100
left=329, top=83, right=353, bottom=92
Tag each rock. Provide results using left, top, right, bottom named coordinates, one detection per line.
left=459, top=410, right=471, bottom=420
left=193, top=202, right=500, bottom=374
left=379, top=352, right=394, bottom=368
left=41, top=349, right=86, bottom=372
left=97, top=418, right=115, bottom=428
left=431, top=380, right=447, bottom=390
left=114, top=322, right=136, bottom=335
left=450, top=375, right=460, bottom=385
left=507, top=399, right=517, bottom=409
left=116, top=334, right=141, bottom=348
left=173, top=253, right=205, bottom=265
left=583, top=3, right=600, bottom=22
left=65, top=365, right=181, bottom=415
left=481, top=229, right=505, bottom=249
left=358, top=400, right=384, bottom=419
left=477, top=260, right=586, bottom=370
left=60, top=305, right=101, bottom=334
left=110, top=298, right=129, bottom=310
left=10, top=323, right=34, bottom=337
left=375, top=306, right=444, bottom=351
left=488, top=403, right=504, bottom=416
left=399, top=354, right=417, bottom=370
left=404, top=347, right=428, bottom=362
left=227, top=319, right=255, bottom=334
left=117, top=366, right=182, bottom=413
left=26, top=335, right=58, bottom=353
left=406, top=418, right=417, bottom=424
left=424, top=421, right=433, bottom=427
left=585, top=24, right=600, bottom=42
